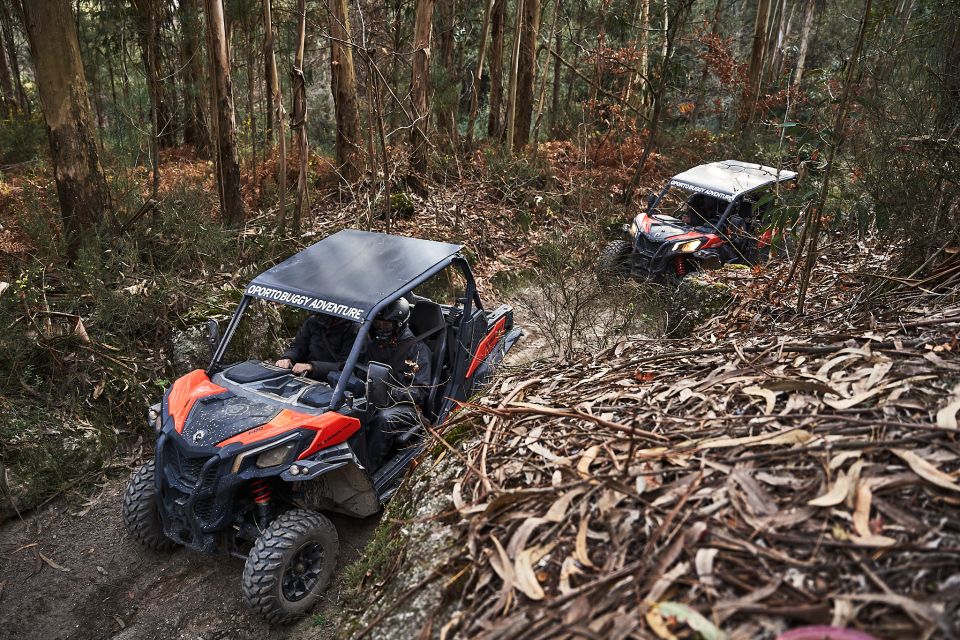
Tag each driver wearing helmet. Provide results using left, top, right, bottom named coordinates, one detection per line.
left=360, top=298, right=432, bottom=468
left=275, top=313, right=356, bottom=380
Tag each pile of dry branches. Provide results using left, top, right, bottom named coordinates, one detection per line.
left=429, top=250, right=960, bottom=639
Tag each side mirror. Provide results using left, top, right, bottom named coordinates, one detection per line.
left=365, top=361, right=394, bottom=409
left=646, top=193, right=657, bottom=210
left=206, top=319, right=221, bottom=355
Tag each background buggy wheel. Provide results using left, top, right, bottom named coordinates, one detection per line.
left=242, top=509, right=338, bottom=624
left=597, top=239, right=633, bottom=280
left=122, top=459, right=175, bottom=551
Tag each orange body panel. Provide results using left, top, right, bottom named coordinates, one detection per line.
left=466, top=316, right=507, bottom=379
left=168, top=370, right=227, bottom=434
left=216, top=409, right=361, bottom=459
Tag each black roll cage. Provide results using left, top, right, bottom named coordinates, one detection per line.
left=207, top=254, right=482, bottom=411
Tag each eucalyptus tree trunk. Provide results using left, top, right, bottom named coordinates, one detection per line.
left=740, top=0, right=771, bottom=127
left=291, top=0, right=309, bottom=230
left=435, top=0, right=456, bottom=141
left=487, top=0, right=505, bottom=138
left=262, top=0, right=286, bottom=230
left=21, top=0, right=111, bottom=256
left=505, top=0, right=524, bottom=155
left=513, top=0, right=541, bottom=150
left=181, top=0, right=210, bottom=155
left=792, top=0, right=814, bottom=88
left=204, top=0, right=245, bottom=226
left=1, top=0, right=27, bottom=113
left=328, top=0, right=362, bottom=183
left=466, top=0, right=494, bottom=146
left=409, top=0, right=435, bottom=185
left=0, top=30, right=14, bottom=117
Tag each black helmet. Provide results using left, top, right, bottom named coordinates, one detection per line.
left=372, top=298, right=410, bottom=342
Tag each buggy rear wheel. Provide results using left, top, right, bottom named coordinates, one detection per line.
left=122, top=459, right=176, bottom=551
left=242, top=509, right=339, bottom=624
left=597, top=239, right=633, bottom=280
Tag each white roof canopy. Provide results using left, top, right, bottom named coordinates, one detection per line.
left=668, top=160, right=798, bottom=202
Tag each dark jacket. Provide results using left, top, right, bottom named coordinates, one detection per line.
left=282, top=315, right=356, bottom=380
left=360, top=327, right=432, bottom=406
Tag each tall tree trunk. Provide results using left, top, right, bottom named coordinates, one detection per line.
left=795, top=0, right=872, bottom=311
left=637, top=0, right=650, bottom=109
left=505, top=0, right=524, bottom=155
left=328, top=0, right=362, bottom=183
left=262, top=0, right=275, bottom=141
left=262, top=0, right=286, bottom=231
left=291, top=0, right=309, bottom=230
left=740, top=0, right=771, bottom=127
left=434, top=0, right=456, bottom=141
left=792, top=0, right=814, bottom=87
left=623, top=0, right=694, bottom=203
left=0, top=27, right=14, bottom=117
left=21, top=0, right=111, bottom=256
left=0, top=0, right=26, bottom=113
left=548, top=0, right=562, bottom=134
left=409, top=0, right=435, bottom=187
left=487, top=0, right=505, bottom=138
left=466, top=0, right=494, bottom=146
left=246, top=14, right=258, bottom=192
left=204, top=0, right=245, bottom=226
left=181, top=0, right=210, bottom=156
left=513, top=0, right=541, bottom=150
left=563, top=0, right=585, bottom=109
left=589, top=0, right=610, bottom=108
left=132, top=0, right=174, bottom=152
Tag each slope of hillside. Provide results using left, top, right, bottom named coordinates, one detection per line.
left=334, top=244, right=960, bottom=640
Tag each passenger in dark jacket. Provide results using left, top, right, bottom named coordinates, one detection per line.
left=359, top=298, right=431, bottom=469
left=275, top=313, right=356, bottom=380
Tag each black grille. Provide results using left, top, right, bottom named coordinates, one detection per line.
left=165, top=440, right=215, bottom=488
left=636, top=236, right=663, bottom=256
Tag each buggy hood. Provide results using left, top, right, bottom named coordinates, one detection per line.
left=668, top=160, right=798, bottom=202
left=244, top=230, right=463, bottom=322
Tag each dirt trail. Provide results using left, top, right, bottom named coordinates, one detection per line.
left=0, top=478, right=378, bottom=640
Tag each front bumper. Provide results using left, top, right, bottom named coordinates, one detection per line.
left=155, top=433, right=236, bottom=554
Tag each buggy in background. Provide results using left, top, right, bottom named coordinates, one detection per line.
left=600, top=160, right=798, bottom=280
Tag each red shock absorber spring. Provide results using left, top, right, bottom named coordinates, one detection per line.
left=250, top=478, right=272, bottom=505
left=675, top=255, right=687, bottom=276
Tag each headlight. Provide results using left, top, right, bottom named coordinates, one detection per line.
left=673, top=239, right=704, bottom=253
left=256, top=442, right=297, bottom=468
left=629, top=218, right=640, bottom=237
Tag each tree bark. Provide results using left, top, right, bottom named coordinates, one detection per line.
left=435, top=0, right=456, bottom=140
left=548, top=0, right=562, bottom=134
left=262, top=0, right=286, bottom=231
left=291, top=0, right=309, bottom=230
left=132, top=0, right=175, bottom=151
left=0, top=0, right=27, bottom=113
left=0, top=25, right=14, bottom=117
left=740, top=0, right=771, bottom=127
left=21, top=0, right=111, bottom=256
left=513, top=0, right=541, bottom=150
left=180, top=0, right=210, bottom=155
left=328, top=0, right=362, bottom=183
left=792, top=0, right=814, bottom=87
left=505, top=0, right=524, bottom=155
left=466, top=0, right=494, bottom=146
left=204, top=0, right=245, bottom=226
left=487, top=0, right=505, bottom=138
left=409, top=0, right=435, bottom=186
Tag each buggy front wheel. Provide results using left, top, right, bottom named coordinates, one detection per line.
left=597, top=239, right=633, bottom=280
left=242, top=509, right=339, bottom=624
left=122, top=459, right=176, bottom=551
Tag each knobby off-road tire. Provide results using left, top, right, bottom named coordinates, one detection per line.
left=242, top=509, right=339, bottom=624
left=598, top=239, right=632, bottom=280
left=122, top=460, right=176, bottom=551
